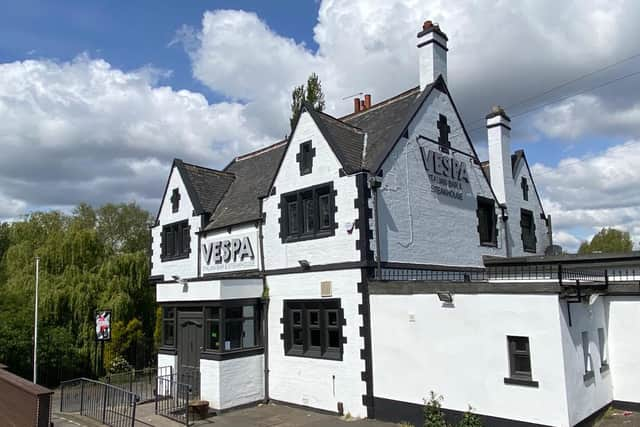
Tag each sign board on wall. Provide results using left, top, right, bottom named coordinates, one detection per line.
left=201, top=231, right=259, bottom=274
left=95, top=310, right=112, bottom=341
left=421, top=147, right=470, bottom=201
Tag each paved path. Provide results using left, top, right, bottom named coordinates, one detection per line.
left=595, top=408, right=640, bottom=426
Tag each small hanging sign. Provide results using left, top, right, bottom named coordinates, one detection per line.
left=95, top=310, right=112, bottom=341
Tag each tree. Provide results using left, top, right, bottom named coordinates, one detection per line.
left=290, top=73, right=326, bottom=130
left=578, top=228, right=633, bottom=254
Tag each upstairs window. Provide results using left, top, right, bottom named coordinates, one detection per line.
left=504, top=336, right=538, bottom=387
left=283, top=299, right=343, bottom=360
left=296, top=141, right=316, bottom=175
left=477, top=196, right=497, bottom=246
left=161, top=220, right=191, bottom=261
left=520, top=209, right=536, bottom=253
left=521, top=177, right=529, bottom=201
left=280, top=183, right=335, bottom=243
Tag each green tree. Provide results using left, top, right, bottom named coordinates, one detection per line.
left=290, top=72, right=326, bottom=130
left=578, top=228, right=633, bottom=254
left=424, top=392, right=447, bottom=427
left=457, top=406, right=482, bottom=427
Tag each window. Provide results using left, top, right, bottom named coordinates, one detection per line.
left=582, top=331, right=594, bottom=380
left=520, top=209, right=536, bottom=253
left=598, top=327, right=609, bottom=372
left=297, top=141, right=315, bottom=175
left=280, top=183, right=335, bottom=243
left=521, top=177, right=529, bottom=201
left=477, top=196, right=497, bottom=246
left=161, top=220, right=191, bottom=261
left=505, top=336, right=538, bottom=387
left=162, top=307, right=176, bottom=347
left=283, top=299, right=343, bottom=360
left=170, top=188, right=181, bottom=212
left=202, top=302, right=260, bottom=353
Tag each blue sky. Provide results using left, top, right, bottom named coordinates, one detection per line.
left=0, top=0, right=639, bottom=251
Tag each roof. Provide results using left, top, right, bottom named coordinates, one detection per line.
left=485, top=251, right=640, bottom=266
left=181, top=161, right=234, bottom=215
left=204, top=140, right=287, bottom=231
left=342, top=86, right=423, bottom=170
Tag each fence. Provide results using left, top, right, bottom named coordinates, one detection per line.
left=155, top=373, right=193, bottom=426
left=59, top=378, right=139, bottom=427
left=0, top=366, right=53, bottom=427
left=103, top=366, right=172, bottom=403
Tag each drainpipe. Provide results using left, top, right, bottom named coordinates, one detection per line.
left=368, top=176, right=383, bottom=278
left=258, top=201, right=270, bottom=403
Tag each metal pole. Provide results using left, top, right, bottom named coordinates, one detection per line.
left=33, top=256, right=39, bottom=384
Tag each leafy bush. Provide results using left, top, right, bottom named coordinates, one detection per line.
left=458, top=406, right=482, bottom=427
left=108, top=355, right=132, bottom=374
left=424, top=391, right=447, bottom=427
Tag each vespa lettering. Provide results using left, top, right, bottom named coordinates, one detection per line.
left=202, top=236, right=255, bottom=266
left=421, top=147, right=469, bottom=200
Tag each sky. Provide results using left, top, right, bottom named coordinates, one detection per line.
left=1, top=0, right=640, bottom=252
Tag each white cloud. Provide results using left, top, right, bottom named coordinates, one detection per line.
left=533, top=141, right=640, bottom=251
left=0, top=55, right=272, bottom=218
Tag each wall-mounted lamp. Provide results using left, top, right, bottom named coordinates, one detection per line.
left=298, top=260, right=311, bottom=271
left=172, top=275, right=189, bottom=292
left=437, top=291, right=454, bottom=304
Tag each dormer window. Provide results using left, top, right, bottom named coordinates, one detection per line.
left=171, top=188, right=181, bottom=213
left=296, top=141, right=316, bottom=176
left=521, top=178, right=529, bottom=201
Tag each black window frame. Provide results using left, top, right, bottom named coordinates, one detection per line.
left=504, top=336, right=539, bottom=387
left=161, top=306, right=176, bottom=348
left=521, top=177, right=529, bottom=201
left=280, top=182, right=336, bottom=243
left=520, top=209, right=537, bottom=253
left=161, top=220, right=191, bottom=261
left=298, top=141, right=315, bottom=175
left=477, top=196, right=498, bottom=247
left=283, top=299, right=344, bottom=361
left=171, top=188, right=180, bottom=212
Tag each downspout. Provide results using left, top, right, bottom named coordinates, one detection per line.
left=369, top=176, right=383, bottom=278
left=258, top=200, right=270, bottom=403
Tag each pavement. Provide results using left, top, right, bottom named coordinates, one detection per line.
left=595, top=407, right=640, bottom=427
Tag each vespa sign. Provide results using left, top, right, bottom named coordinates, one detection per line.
left=202, top=233, right=258, bottom=273
left=421, top=147, right=470, bottom=200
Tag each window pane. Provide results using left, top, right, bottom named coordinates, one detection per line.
left=310, top=329, right=321, bottom=347
left=225, top=321, right=242, bottom=350
left=514, top=355, right=531, bottom=374
left=293, top=327, right=304, bottom=346
left=327, top=310, right=338, bottom=327
left=206, top=307, right=219, bottom=319
left=303, top=198, right=314, bottom=233
left=514, top=338, right=528, bottom=352
left=242, top=305, right=254, bottom=318
left=207, top=320, right=220, bottom=350
left=288, top=201, right=298, bottom=234
left=242, top=318, right=255, bottom=348
left=319, top=195, right=330, bottom=229
left=163, top=321, right=174, bottom=346
left=292, top=310, right=302, bottom=326
left=163, top=307, right=175, bottom=320
left=328, top=329, right=340, bottom=349
left=309, top=310, right=319, bottom=326
left=226, top=306, right=243, bottom=319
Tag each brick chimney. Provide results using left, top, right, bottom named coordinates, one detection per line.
left=353, top=94, right=372, bottom=113
left=417, top=20, right=448, bottom=90
left=486, top=106, right=512, bottom=205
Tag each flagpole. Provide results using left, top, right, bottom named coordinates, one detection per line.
left=33, top=256, right=39, bottom=384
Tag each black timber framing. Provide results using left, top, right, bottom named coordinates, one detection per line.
left=355, top=172, right=375, bottom=417
left=369, top=280, right=562, bottom=295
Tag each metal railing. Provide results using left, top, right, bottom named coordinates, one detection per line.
left=103, top=366, right=172, bottom=403
left=372, top=264, right=640, bottom=285
left=59, top=378, right=139, bottom=427
left=155, top=373, right=192, bottom=426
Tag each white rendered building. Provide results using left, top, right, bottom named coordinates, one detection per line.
left=150, top=20, right=640, bottom=427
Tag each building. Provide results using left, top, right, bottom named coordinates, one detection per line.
left=149, top=20, right=640, bottom=427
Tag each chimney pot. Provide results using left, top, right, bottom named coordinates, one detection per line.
left=360, top=99, right=366, bottom=111
left=423, top=20, right=433, bottom=31
left=353, top=97, right=361, bottom=113
left=364, top=94, right=372, bottom=109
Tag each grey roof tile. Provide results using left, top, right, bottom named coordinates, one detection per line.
left=180, top=162, right=234, bottom=214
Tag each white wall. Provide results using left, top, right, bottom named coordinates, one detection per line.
left=559, top=298, right=613, bottom=426
left=267, top=268, right=366, bottom=417
left=156, top=278, right=262, bottom=302
left=151, top=165, right=201, bottom=280
left=370, top=293, right=570, bottom=427
left=201, top=224, right=261, bottom=274
left=607, top=296, right=640, bottom=404
left=201, top=355, right=264, bottom=410
left=505, top=158, right=550, bottom=257
left=262, top=112, right=360, bottom=270
left=377, top=90, right=506, bottom=268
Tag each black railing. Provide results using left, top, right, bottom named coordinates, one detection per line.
left=155, top=373, right=192, bottom=426
left=372, top=264, right=640, bottom=284
left=179, top=365, right=200, bottom=399
left=103, top=366, right=172, bottom=403
left=59, top=378, right=139, bottom=427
